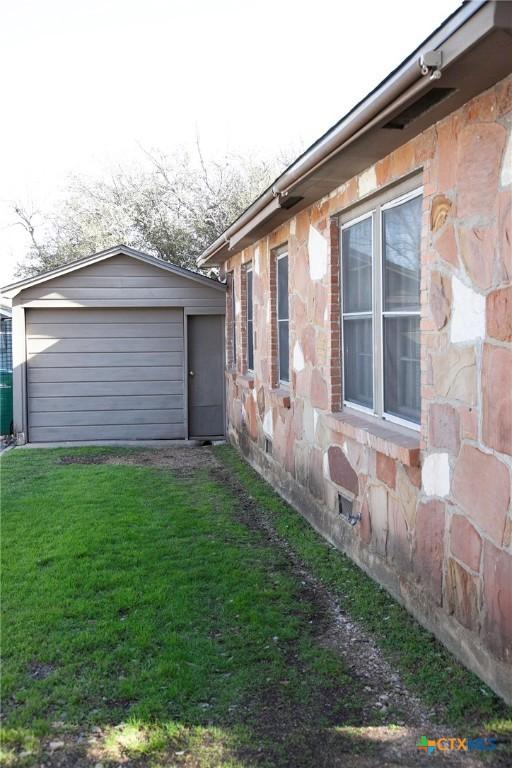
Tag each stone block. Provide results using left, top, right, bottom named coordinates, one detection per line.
left=404, top=464, right=421, bottom=489
left=452, top=444, right=510, bottom=546
left=244, top=391, right=258, bottom=441
left=422, top=452, right=450, bottom=498
left=496, top=77, right=512, bottom=116
left=433, top=345, right=477, bottom=405
left=376, top=452, right=396, bottom=489
left=257, top=386, right=266, bottom=421
left=458, top=226, right=496, bottom=291
left=359, top=496, right=372, bottom=546
left=456, top=123, right=507, bottom=219
left=482, top=344, right=512, bottom=456
left=396, top=465, right=419, bottom=529
left=458, top=406, right=477, bottom=441
left=302, top=401, right=316, bottom=444
left=308, top=446, right=325, bottom=501
left=483, top=541, right=512, bottom=662
left=446, top=558, right=479, bottom=630
left=450, top=276, right=485, bottom=344
left=415, top=500, right=446, bottom=605
left=429, top=271, right=452, bottom=330
left=435, top=118, right=458, bottom=191
left=301, top=325, right=316, bottom=366
left=327, top=445, right=358, bottom=495
left=369, top=484, right=388, bottom=557
left=310, top=369, right=328, bottom=410
left=308, top=225, right=328, bottom=280
left=388, top=496, right=411, bottom=570
left=430, top=195, right=452, bottom=232
left=486, top=285, right=512, bottom=342
left=428, top=402, right=460, bottom=455
left=450, top=514, right=482, bottom=572
left=498, top=190, right=512, bottom=281
left=435, top=224, right=459, bottom=268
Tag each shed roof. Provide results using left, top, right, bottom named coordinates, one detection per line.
left=1, top=245, right=225, bottom=299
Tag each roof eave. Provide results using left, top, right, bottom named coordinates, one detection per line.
left=198, top=0, right=510, bottom=267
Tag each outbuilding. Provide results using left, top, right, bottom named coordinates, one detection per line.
left=1, top=245, right=226, bottom=443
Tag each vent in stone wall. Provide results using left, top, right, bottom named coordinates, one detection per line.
left=338, top=493, right=359, bottom=526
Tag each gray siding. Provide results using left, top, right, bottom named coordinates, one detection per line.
left=26, top=307, right=185, bottom=442
left=15, top=255, right=225, bottom=310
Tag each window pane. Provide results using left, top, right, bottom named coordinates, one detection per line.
left=278, top=320, right=289, bottom=382
left=277, top=255, right=288, bottom=320
left=247, top=319, right=254, bottom=370
left=384, top=316, right=420, bottom=423
left=247, top=270, right=253, bottom=320
left=247, top=268, right=254, bottom=369
left=383, top=195, right=421, bottom=311
left=343, top=317, right=373, bottom=409
left=342, top=217, right=372, bottom=313
left=231, top=276, right=236, bottom=366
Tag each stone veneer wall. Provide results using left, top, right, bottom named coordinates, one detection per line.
left=223, top=75, right=512, bottom=702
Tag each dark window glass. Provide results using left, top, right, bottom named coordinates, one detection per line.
left=247, top=268, right=254, bottom=370
left=342, top=216, right=372, bottom=313
left=277, top=255, right=288, bottom=320
left=342, top=216, right=373, bottom=409
left=231, top=275, right=236, bottom=368
left=383, top=315, right=420, bottom=423
left=278, top=321, right=289, bottom=382
left=343, top=317, right=373, bottom=409
left=383, top=195, right=421, bottom=311
left=277, top=254, right=289, bottom=382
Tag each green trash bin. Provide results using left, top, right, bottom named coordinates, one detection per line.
left=0, top=370, right=13, bottom=436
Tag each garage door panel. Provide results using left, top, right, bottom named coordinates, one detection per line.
left=28, top=367, right=181, bottom=383
left=26, top=308, right=185, bottom=442
left=29, top=408, right=184, bottom=427
left=27, top=337, right=184, bottom=354
left=28, top=380, right=183, bottom=397
left=29, top=424, right=185, bottom=442
left=26, top=322, right=182, bottom=339
left=27, top=351, right=184, bottom=368
left=29, top=395, right=184, bottom=412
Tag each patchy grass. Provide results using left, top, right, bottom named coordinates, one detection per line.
left=1, top=444, right=510, bottom=767
left=1, top=446, right=378, bottom=767
left=215, top=444, right=512, bottom=731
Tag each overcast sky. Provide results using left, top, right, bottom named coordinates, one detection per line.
left=1, top=0, right=460, bottom=285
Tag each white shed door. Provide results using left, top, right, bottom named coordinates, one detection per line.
left=26, top=308, right=185, bottom=442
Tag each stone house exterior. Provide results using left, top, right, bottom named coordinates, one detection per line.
left=199, top=1, right=512, bottom=702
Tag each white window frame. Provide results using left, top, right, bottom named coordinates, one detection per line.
left=246, top=264, right=254, bottom=372
left=230, top=272, right=237, bottom=370
left=276, top=250, right=289, bottom=385
left=340, top=210, right=375, bottom=418
left=340, top=179, right=423, bottom=431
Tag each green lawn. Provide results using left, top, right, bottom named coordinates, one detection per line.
left=1, top=446, right=510, bottom=767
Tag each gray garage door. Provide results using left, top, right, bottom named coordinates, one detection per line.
left=26, top=308, right=185, bottom=442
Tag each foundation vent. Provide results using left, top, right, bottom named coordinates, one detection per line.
left=338, top=493, right=360, bottom=526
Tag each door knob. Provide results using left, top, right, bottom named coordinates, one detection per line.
left=189, top=370, right=195, bottom=376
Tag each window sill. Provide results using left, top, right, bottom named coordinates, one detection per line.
left=324, top=408, right=420, bottom=467
left=270, top=385, right=291, bottom=409
left=235, top=373, right=255, bottom=390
